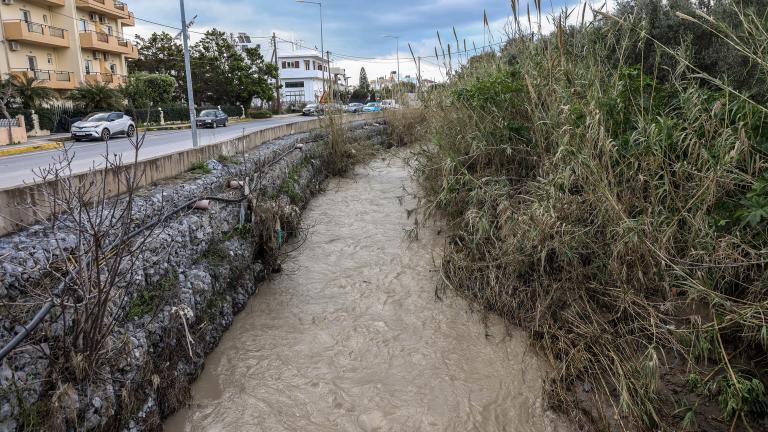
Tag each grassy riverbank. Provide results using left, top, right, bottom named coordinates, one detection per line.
left=411, top=2, right=768, bottom=431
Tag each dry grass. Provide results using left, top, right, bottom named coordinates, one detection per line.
left=413, top=2, right=768, bottom=431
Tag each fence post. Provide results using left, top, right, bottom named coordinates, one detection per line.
left=30, top=110, right=43, bottom=136
left=16, top=115, right=25, bottom=131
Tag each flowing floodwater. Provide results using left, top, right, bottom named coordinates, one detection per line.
left=166, top=154, right=570, bottom=432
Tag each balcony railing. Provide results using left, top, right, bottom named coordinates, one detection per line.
left=2, top=20, right=70, bottom=48
left=121, top=12, right=135, bottom=27
left=84, top=72, right=128, bottom=87
left=79, top=30, right=137, bottom=57
left=76, top=0, right=131, bottom=19
left=10, top=69, right=75, bottom=90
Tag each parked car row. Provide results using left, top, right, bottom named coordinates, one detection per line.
left=301, top=101, right=400, bottom=117
left=70, top=109, right=232, bottom=142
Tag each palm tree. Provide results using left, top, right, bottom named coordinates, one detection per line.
left=9, top=74, right=56, bottom=110
left=0, top=79, right=16, bottom=120
left=67, top=83, right=123, bottom=112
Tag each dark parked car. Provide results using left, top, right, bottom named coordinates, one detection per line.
left=196, top=110, right=228, bottom=128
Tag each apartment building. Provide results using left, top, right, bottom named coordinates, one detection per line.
left=0, top=0, right=138, bottom=92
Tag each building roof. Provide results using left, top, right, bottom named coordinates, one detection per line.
left=279, top=51, right=327, bottom=61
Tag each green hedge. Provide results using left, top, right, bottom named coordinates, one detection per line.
left=127, top=105, right=244, bottom=125
left=248, top=109, right=273, bottom=119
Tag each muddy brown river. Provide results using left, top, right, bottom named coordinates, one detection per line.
left=165, top=154, right=570, bottom=432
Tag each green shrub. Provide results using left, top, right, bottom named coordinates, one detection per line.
left=248, top=109, right=272, bottom=119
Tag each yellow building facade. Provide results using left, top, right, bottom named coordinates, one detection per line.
left=0, top=0, right=137, bottom=92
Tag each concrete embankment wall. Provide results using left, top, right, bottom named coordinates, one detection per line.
left=0, top=113, right=383, bottom=237
left=0, top=120, right=388, bottom=431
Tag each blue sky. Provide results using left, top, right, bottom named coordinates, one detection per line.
left=127, top=0, right=593, bottom=83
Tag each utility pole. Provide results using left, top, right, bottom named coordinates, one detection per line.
left=179, top=0, right=198, bottom=148
left=327, top=50, right=333, bottom=104
left=272, top=32, right=281, bottom=113
left=417, top=56, right=422, bottom=94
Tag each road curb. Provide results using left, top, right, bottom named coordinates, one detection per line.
left=0, top=141, right=63, bottom=157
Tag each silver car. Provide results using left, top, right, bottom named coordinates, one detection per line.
left=71, top=112, right=136, bottom=142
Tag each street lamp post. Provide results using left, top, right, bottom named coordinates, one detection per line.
left=179, top=0, right=198, bottom=148
left=383, top=35, right=400, bottom=102
left=296, top=0, right=326, bottom=102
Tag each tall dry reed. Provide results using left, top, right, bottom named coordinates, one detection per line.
left=414, top=1, right=768, bottom=430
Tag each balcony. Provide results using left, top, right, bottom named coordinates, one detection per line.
left=76, top=0, right=131, bottom=20
left=10, top=69, right=76, bottom=90
left=25, top=0, right=66, bottom=6
left=121, top=12, right=135, bottom=27
left=84, top=72, right=127, bottom=88
left=79, top=31, right=138, bottom=57
left=3, top=20, right=70, bottom=48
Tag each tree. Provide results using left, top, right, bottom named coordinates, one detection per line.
left=191, top=29, right=277, bottom=106
left=130, top=32, right=185, bottom=98
left=10, top=75, right=56, bottom=109
left=121, top=73, right=177, bottom=108
left=351, top=67, right=371, bottom=102
left=67, top=83, right=123, bottom=112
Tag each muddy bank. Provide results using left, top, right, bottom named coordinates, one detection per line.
left=0, top=120, right=385, bottom=431
left=166, top=154, right=570, bottom=432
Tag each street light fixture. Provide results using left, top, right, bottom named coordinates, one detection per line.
left=296, top=0, right=327, bottom=102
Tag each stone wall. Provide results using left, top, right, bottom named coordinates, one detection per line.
left=0, top=113, right=384, bottom=237
left=0, top=120, right=387, bottom=431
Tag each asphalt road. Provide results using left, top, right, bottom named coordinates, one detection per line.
left=0, top=115, right=316, bottom=189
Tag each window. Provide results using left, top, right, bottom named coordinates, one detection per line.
left=104, top=53, right=111, bottom=61
left=47, top=54, right=53, bottom=65
left=27, top=56, right=37, bottom=71
left=43, top=15, right=48, bottom=24
left=79, top=19, right=88, bottom=32
left=20, top=10, right=31, bottom=22
left=109, top=64, right=117, bottom=74
left=284, top=81, right=304, bottom=88
left=84, top=60, right=93, bottom=74
left=304, top=60, right=310, bottom=70
left=93, top=51, right=101, bottom=60
left=106, top=26, right=113, bottom=35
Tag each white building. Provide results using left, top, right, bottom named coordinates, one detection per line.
left=278, top=47, right=329, bottom=105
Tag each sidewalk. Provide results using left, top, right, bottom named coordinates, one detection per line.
left=0, top=140, right=63, bottom=157
left=5, top=114, right=303, bottom=157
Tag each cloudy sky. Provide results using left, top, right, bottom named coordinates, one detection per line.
left=126, top=0, right=606, bottom=85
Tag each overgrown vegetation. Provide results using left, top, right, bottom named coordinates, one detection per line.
left=125, top=273, right=178, bottom=321
left=189, top=161, right=212, bottom=175
left=414, top=1, right=768, bottom=431
left=321, top=115, right=377, bottom=177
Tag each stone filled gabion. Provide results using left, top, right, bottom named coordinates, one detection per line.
left=0, top=120, right=386, bottom=431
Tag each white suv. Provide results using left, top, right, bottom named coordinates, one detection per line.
left=71, top=112, right=136, bottom=142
